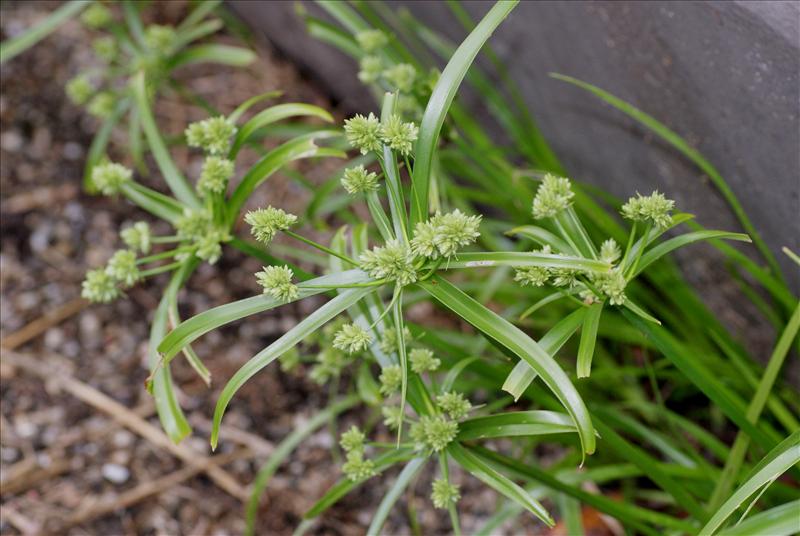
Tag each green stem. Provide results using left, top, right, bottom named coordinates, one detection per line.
left=137, top=246, right=192, bottom=265
left=151, top=235, right=182, bottom=244
left=141, top=261, right=183, bottom=277
left=285, top=230, right=358, bottom=266
left=620, top=222, right=638, bottom=268
left=303, top=279, right=388, bottom=289
left=626, top=222, right=652, bottom=278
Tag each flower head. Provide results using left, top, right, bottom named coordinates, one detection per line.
left=594, top=268, right=627, bottom=305
left=551, top=267, right=581, bottom=288
left=341, top=165, right=379, bottom=194
left=91, top=162, right=132, bottom=195
left=344, top=113, right=382, bottom=154
left=198, top=156, right=234, bottom=196
left=380, top=114, right=418, bottom=156
left=383, top=63, right=416, bottom=93
left=87, top=91, right=115, bottom=118
left=431, top=478, right=460, bottom=509
left=175, top=208, right=212, bottom=241
left=81, top=3, right=112, bottom=28
left=358, top=55, right=383, bottom=84
left=185, top=116, right=237, bottom=155
left=121, top=222, right=151, bottom=254
left=106, top=249, right=140, bottom=287
left=359, top=240, right=417, bottom=286
left=600, top=238, right=621, bottom=264
left=514, top=245, right=552, bottom=287
left=340, top=426, right=366, bottom=454
left=437, top=391, right=471, bottom=420
left=413, top=415, right=458, bottom=452
left=194, top=230, right=228, bottom=264
left=92, top=36, right=117, bottom=62
left=355, top=29, right=388, bottom=53
left=382, top=406, right=403, bottom=430
left=244, top=206, right=297, bottom=245
left=333, top=323, right=373, bottom=354
left=621, top=191, right=675, bottom=228
left=532, top=174, right=574, bottom=219
left=144, top=24, right=176, bottom=53
left=255, top=265, right=298, bottom=302
left=380, top=326, right=412, bottom=354
left=81, top=268, right=119, bottom=303
left=66, top=75, right=94, bottom=105
left=310, top=347, right=349, bottom=384
left=411, top=210, right=481, bottom=259
left=410, top=348, right=440, bottom=374
left=379, top=364, right=402, bottom=396
left=342, top=450, right=377, bottom=482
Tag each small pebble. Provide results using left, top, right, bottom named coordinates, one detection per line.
left=101, top=462, right=130, bottom=484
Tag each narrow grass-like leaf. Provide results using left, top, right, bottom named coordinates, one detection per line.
left=366, top=457, right=427, bottom=536
left=0, top=0, right=90, bottom=63
left=716, top=500, right=800, bottom=536
left=120, top=182, right=184, bottom=223
left=304, top=448, right=417, bottom=519
left=158, top=270, right=372, bottom=360
left=304, top=16, right=361, bottom=57
left=410, top=0, right=519, bottom=226
left=227, top=130, right=344, bottom=222
left=458, top=411, right=576, bottom=441
left=577, top=302, right=603, bottom=378
left=699, top=431, right=800, bottom=535
left=132, top=71, right=200, bottom=208
left=503, top=307, right=586, bottom=400
left=438, top=252, right=610, bottom=273
left=420, top=276, right=595, bottom=455
left=227, top=90, right=283, bottom=125
left=169, top=44, right=256, bottom=68
left=229, top=103, right=334, bottom=158
left=441, top=356, right=480, bottom=392
left=210, top=288, right=374, bottom=448
left=551, top=73, right=782, bottom=281
left=507, top=225, right=575, bottom=255
left=632, top=231, right=752, bottom=277
left=380, top=93, right=410, bottom=242
left=449, top=442, right=554, bottom=526
left=245, top=395, right=359, bottom=536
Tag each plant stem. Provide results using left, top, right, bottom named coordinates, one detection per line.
left=137, top=247, right=192, bottom=265
left=285, top=230, right=358, bottom=266
left=141, top=261, right=183, bottom=277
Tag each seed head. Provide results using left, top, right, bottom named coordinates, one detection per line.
left=344, top=113, right=382, bottom=154
left=380, top=114, right=418, bottom=156
left=431, top=478, right=460, bottom=509
left=358, top=55, right=383, bottom=84
left=380, top=326, right=412, bottom=354
left=66, top=75, right=94, bottom=105
left=81, top=3, right=112, bottom=29
left=437, top=391, right=471, bottom=420
left=310, top=347, right=349, bottom=385
left=185, top=116, right=237, bottom=155
left=244, top=206, right=297, bottom=245
left=411, top=210, right=481, bottom=259
left=198, top=156, right=234, bottom=196
left=92, top=36, right=117, bottom=62
left=175, top=208, right=212, bottom=241
left=621, top=191, right=675, bottom=228
left=92, top=162, right=132, bottom=195
left=333, top=323, right=373, bottom=354
left=342, top=450, right=377, bottom=482
left=340, top=426, right=366, bottom=454
left=383, top=63, right=416, bottom=93
left=359, top=240, right=417, bottom=286
left=81, top=268, right=119, bottom=303
left=382, top=406, right=403, bottom=430
left=341, top=165, right=379, bottom=194
left=415, top=415, right=458, bottom=452
left=194, top=230, right=228, bottom=264
left=121, top=222, right=151, bottom=254
left=514, top=245, right=552, bottom=287
left=410, top=348, right=440, bottom=374
left=595, top=268, right=627, bottom=305
left=144, top=24, right=176, bottom=53
left=379, top=365, right=402, bottom=396
left=355, top=29, right=388, bottom=53
left=106, top=249, right=140, bottom=287
left=532, top=174, right=574, bottom=219
left=600, top=238, right=621, bottom=264
left=255, top=265, right=298, bottom=302
left=87, top=91, right=115, bottom=118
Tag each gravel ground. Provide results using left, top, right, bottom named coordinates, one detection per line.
left=0, top=3, right=564, bottom=535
